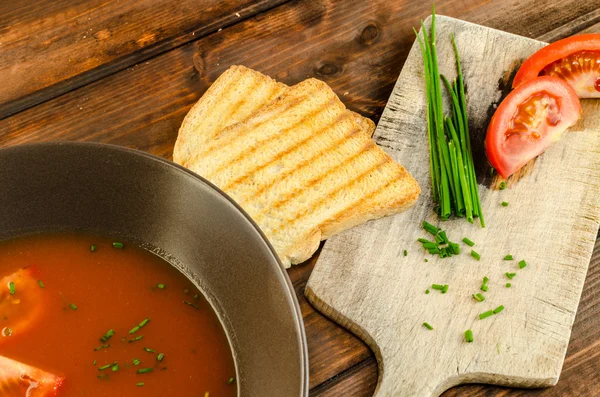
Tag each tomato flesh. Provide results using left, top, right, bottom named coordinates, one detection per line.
left=0, top=267, right=44, bottom=345
left=0, top=355, right=64, bottom=397
left=513, top=33, right=600, bottom=98
left=541, top=50, right=600, bottom=98
left=486, top=76, right=582, bottom=178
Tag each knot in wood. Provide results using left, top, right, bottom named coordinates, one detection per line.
left=360, top=24, right=379, bottom=45
left=317, top=63, right=340, bottom=76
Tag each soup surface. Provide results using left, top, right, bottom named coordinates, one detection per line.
left=0, top=233, right=236, bottom=397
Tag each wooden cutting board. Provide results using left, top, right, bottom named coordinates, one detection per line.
left=305, top=15, right=600, bottom=396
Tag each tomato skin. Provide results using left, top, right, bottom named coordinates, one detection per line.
left=0, top=355, right=65, bottom=396
left=513, top=34, right=600, bottom=96
left=486, top=76, right=582, bottom=178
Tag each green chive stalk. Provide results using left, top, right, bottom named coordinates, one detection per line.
left=416, top=6, right=485, bottom=227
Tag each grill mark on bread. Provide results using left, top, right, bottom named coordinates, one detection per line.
left=173, top=67, right=240, bottom=163
left=319, top=170, right=421, bottom=239
left=269, top=155, right=391, bottom=239
left=175, top=66, right=255, bottom=164
left=278, top=175, right=405, bottom=259
left=237, top=115, right=369, bottom=200
left=192, top=91, right=315, bottom=162
left=275, top=161, right=415, bottom=258
left=221, top=111, right=351, bottom=191
left=269, top=140, right=379, bottom=212
left=219, top=73, right=263, bottom=133
left=202, top=97, right=338, bottom=180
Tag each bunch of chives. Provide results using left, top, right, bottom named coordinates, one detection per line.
left=415, top=6, right=484, bottom=227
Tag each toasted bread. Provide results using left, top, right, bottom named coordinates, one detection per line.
left=173, top=65, right=287, bottom=165
left=185, top=78, right=420, bottom=267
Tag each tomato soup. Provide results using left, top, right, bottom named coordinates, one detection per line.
left=0, top=233, right=237, bottom=397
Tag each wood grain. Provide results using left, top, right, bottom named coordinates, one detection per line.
left=306, top=16, right=600, bottom=396
left=310, top=357, right=379, bottom=397
left=1, top=1, right=600, bottom=396
left=0, top=0, right=288, bottom=119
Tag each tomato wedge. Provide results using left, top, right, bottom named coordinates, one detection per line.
left=0, top=267, right=44, bottom=345
left=0, top=356, right=64, bottom=396
left=513, top=34, right=600, bottom=98
left=485, top=76, right=582, bottom=178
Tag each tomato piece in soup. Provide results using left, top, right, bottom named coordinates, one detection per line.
left=0, top=355, right=65, bottom=397
left=485, top=76, right=582, bottom=178
left=0, top=267, right=44, bottom=344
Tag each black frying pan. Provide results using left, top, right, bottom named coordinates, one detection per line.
left=0, top=142, right=309, bottom=397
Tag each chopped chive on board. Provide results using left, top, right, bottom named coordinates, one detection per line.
left=462, top=237, right=475, bottom=247
left=472, top=293, right=485, bottom=302
left=465, top=329, right=474, bottom=343
left=422, top=322, right=434, bottom=330
left=519, top=260, right=527, bottom=269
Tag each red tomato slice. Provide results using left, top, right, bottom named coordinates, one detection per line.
left=485, top=76, right=582, bottom=178
left=0, top=355, right=64, bottom=396
left=512, top=34, right=600, bottom=98
left=0, top=267, right=44, bottom=345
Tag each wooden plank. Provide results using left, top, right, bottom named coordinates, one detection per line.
left=0, top=0, right=599, bottom=395
left=456, top=2, right=599, bottom=40
left=0, top=0, right=288, bottom=119
left=306, top=16, right=600, bottom=396
left=310, top=357, right=378, bottom=397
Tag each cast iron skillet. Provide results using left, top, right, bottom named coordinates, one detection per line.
left=0, top=142, right=309, bottom=397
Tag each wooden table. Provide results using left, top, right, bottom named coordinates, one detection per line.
left=1, top=1, right=599, bottom=395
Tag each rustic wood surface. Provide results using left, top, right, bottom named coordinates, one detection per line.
left=306, top=15, right=600, bottom=396
left=0, top=1, right=599, bottom=395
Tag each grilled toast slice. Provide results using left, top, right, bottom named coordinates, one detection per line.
left=185, top=78, right=420, bottom=267
left=173, top=65, right=287, bottom=165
